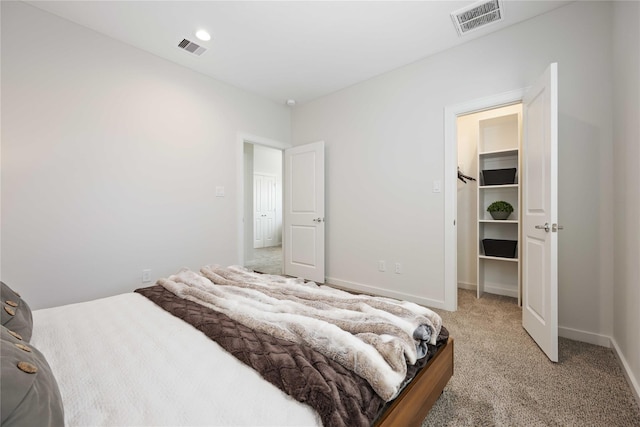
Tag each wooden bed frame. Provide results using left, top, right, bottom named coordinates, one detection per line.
left=315, top=279, right=455, bottom=427
left=376, top=337, right=454, bottom=427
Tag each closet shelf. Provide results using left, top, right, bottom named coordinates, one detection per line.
left=476, top=108, right=522, bottom=304
left=479, top=255, right=519, bottom=262
left=479, top=184, right=518, bottom=189
left=479, top=148, right=518, bottom=157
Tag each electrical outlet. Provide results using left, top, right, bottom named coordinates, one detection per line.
left=142, top=269, right=152, bottom=283
left=394, top=263, right=402, bottom=274
left=378, top=261, right=386, bottom=272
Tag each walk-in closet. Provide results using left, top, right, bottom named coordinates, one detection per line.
left=457, top=103, right=523, bottom=303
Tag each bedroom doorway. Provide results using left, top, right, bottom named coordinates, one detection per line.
left=237, top=135, right=326, bottom=283
left=243, top=142, right=283, bottom=275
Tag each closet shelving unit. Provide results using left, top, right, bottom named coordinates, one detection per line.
left=476, top=112, right=522, bottom=305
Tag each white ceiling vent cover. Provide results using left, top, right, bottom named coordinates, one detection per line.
left=177, top=38, right=207, bottom=56
left=451, top=0, right=504, bottom=36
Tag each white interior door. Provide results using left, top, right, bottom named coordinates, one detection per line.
left=283, top=141, right=325, bottom=282
left=253, top=174, right=276, bottom=248
left=522, top=63, right=559, bottom=362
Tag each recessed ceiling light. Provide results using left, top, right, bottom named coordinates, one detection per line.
left=286, top=99, right=296, bottom=107
left=195, top=30, right=211, bottom=42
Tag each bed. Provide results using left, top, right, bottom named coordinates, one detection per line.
left=1, top=267, right=453, bottom=427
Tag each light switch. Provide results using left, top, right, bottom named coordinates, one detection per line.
left=215, top=186, right=225, bottom=197
left=432, top=180, right=442, bottom=193
left=142, top=269, right=151, bottom=283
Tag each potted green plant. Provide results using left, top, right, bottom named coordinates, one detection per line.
left=487, top=200, right=514, bottom=220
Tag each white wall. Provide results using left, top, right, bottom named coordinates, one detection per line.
left=612, top=0, right=640, bottom=402
left=292, top=1, right=615, bottom=337
left=1, top=1, right=291, bottom=309
left=456, top=114, right=478, bottom=290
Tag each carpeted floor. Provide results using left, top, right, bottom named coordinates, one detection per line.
left=422, top=289, right=640, bottom=426
left=245, top=246, right=282, bottom=275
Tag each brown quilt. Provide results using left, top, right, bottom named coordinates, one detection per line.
left=136, top=285, right=448, bottom=427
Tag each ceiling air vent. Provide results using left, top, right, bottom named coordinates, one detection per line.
left=177, top=38, right=207, bottom=56
left=451, top=0, right=504, bottom=36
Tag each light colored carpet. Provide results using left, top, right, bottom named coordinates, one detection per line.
left=422, top=289, right=640, bottom=426
left=245, top=246, right=282, bottom=275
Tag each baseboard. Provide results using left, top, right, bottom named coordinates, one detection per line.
left=325, top=277, right=448, bottom=310
left=610, top=337, right=640, bottom=408
left=483, top=284, right=518, bottom=299
left=458, top=281, right=519, bottom=299
left=558, top=326, right=612, bottom=347
left=457, top=281, right=476, bottom=291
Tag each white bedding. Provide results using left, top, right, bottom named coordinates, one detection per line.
left=30, top=293, right=320, bottom=427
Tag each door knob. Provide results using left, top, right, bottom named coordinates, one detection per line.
left=312, top=217, right=324, bottom=223
left=535, top=223, right=550, bottom=232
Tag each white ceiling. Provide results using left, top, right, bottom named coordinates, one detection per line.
left=27, top=1, right=570, bottom=105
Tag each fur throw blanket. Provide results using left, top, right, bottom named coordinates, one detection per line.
left=158, top=265, right=442, bottom=401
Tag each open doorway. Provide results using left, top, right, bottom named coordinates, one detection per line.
left=444, top=88, right=526, bottom=311
left=456, top=103, right=522, bottom=304
left=243, top=143, right=283, bottom=274
left=237, top=134, right=326, bottom=284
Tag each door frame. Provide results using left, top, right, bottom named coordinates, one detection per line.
left=236, top=132, right=291, bottom=266
left=444, top=88, right=527, bottom=311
